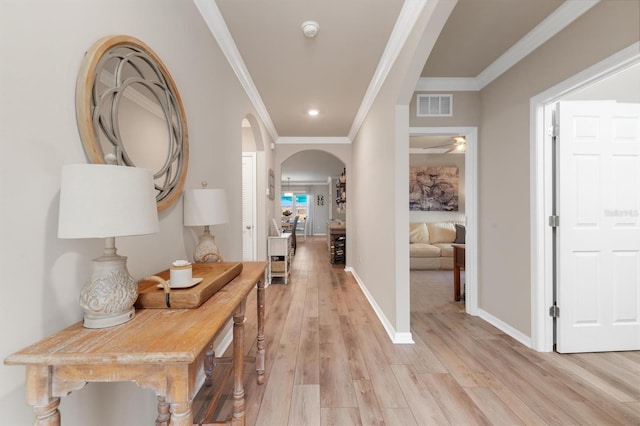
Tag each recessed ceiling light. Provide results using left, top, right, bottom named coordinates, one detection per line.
left=308, top=109, right=319, bottom=116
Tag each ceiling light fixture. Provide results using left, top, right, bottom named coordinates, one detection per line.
left=308, top=109, right=319, bottom=116
left=301, top=21, right=319, bottom=38
left=450, top=136, right=467, bottom=153
left=284, top=177, right=293, bottom=197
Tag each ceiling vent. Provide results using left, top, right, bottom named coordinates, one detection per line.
left=417, top=94, right=452, bottom=117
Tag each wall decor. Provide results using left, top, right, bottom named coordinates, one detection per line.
left=336, top=168, right=346, bottom=212
left=75, top=35, right=189, bottom=212
left=268, top=169, right=275, bottom=200
left=409, top=166, right=459, bottom=211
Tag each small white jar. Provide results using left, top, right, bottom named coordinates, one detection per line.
left=170, top=260, right=192, bottom=287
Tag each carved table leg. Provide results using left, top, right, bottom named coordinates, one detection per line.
left=232, top=299, right=246, bottom=426
left=156, top=396, right=170, bottom=426
left=256, top=277, right=266, bottom=385
left=168, top=401, right=192, bottom=426
left=165, top=365, right=192, bottom=426
left=33, top=398, right=61, bottom=426
left=26, top=366, right=60, bottom=426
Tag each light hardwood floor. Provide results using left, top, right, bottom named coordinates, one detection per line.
left=194, top=236, right=640, bottom=425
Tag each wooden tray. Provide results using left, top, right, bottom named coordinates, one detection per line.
left=135, top=262, right=243, bottom=309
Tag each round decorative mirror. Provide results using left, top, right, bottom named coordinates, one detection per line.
left=76, top=35, right=188, bottom=212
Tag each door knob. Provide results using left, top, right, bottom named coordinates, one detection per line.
left=246, top=225, right=252, bottom=230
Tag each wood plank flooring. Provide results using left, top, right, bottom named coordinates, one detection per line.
left=194, top=236, right=640, bottom=425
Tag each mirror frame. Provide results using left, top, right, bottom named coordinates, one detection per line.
left=75, top=34, right=189, bottom=212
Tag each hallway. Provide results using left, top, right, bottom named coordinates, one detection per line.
left=195, top=236, right=640, bottom=425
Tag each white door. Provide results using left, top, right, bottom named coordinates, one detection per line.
left=556, top=101, right=640, bottom=353
left=242, top=153, right=257, bottom=261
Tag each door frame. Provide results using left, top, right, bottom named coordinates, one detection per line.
left=242, top=152, right=258, bottom=261
left=409, top=126, right=478, bottom=315
left=529, top=42, right=640, bottom=352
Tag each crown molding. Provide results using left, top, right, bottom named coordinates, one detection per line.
left=416, top=0, right=599, bottom=92
left=415, top=77, right=480, bottom=92
left=348, top=0, right=428, bottom=141
left=193, top=0, right=279, bottom=142
left=277, top=136, right=351, bottom=145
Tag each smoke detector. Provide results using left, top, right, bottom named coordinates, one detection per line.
left=301, top=21, right=319, bottom=38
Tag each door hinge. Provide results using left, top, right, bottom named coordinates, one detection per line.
left=547, top=125, right=558, bottom=137
left=549, top=304, right=560, bottom=318
left=549, top=215, right=560, bottom=227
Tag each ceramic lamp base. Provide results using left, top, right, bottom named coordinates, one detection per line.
left=194, top=227, right=224, bottom=263
left=80, top=254, right=138, bottom=328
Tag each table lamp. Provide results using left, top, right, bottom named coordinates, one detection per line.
left=58, top=162, right=159, bottom=328
left=184, top=183, right=228, bottom=263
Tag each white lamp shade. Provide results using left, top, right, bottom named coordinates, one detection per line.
left=58, top=164, right=159, bottom=238
left=183, top=188, right=229, bottom=227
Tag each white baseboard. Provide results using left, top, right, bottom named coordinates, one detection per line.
left=346, top=267, right=415, bottom=344
left=477, top=308, right=532, bottom=348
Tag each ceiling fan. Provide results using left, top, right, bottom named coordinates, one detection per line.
left=430, top=136, right=467, bottom=154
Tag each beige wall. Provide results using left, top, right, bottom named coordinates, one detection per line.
left=351, top=0, right=456, bottom=338
left=477, top=0, right=640, bottom=335
left=0, top=1, right=274, bottom=424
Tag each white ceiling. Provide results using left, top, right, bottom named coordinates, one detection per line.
left=194, top=0, right=599, bottom=180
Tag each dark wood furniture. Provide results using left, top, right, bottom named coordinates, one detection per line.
left=327, top=222, right=346, bottom=264
left=4, top=262, right=267, bottom=426
left=452, top=244, right=466, bottom=301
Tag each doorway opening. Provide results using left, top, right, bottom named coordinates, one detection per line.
left=530, top=43, right=640, bottom=352
left=409, top=127, right=478, bottom=316
left=241, top=114, right=265, bottom=262
left=279, top=149, right=346, bottom=239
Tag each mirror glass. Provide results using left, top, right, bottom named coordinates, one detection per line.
left=76, top=35, right=188, bottom=211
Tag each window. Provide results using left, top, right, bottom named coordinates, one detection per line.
left=295, top=194, right=308, bottom=220
left=281, top=193, right=308, bottom=220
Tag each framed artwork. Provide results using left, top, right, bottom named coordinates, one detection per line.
left=268, top=169, right=275, bottom=200
left=409, top=166, right=458, bottom=211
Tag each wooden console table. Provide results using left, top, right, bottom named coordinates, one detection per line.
left=452, top=244, right=465, bottom=301
left=4, top=262, right=267, bottom=426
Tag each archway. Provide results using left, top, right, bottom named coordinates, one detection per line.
left=274, top=145, right=351, bottom=263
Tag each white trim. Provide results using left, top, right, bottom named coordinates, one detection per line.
left=416, top=1, right=599, bottom=92
left=192, top=0, right=279, bottom=142
left=529, top=42, right=640, bottom=352
left=348, top=0, right=428, bottom=141
left=478, top=308, right=532, bottom=348
left=277, top=136, right=351, bottom=145
left=415, top=77, right=480, bottom=92
left=346, top=267, right=415, bottom=344
left=409, top=126, right=478, bottom=316
left=476, top=0, right=599, bottom=88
